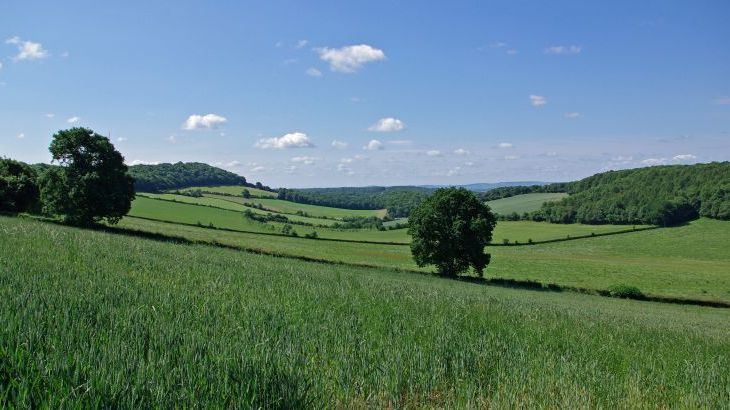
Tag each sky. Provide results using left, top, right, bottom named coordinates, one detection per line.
left=2, top=0, right=729, bottom=188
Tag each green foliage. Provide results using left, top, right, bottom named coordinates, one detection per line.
left=39, top=128, right=134, bottom=225
left=278, top=186, right=432, bottom=217
left=480, top=183, right=571, bottom=201
left=0, top=158, right=39, bottom=213
left=129, top=162, right=248, bottom=192
left=2, top=216, right=729, bottom=407
left=408, top=188, right=497, bottom=276
left=607, top=284, right=645, bottom=299
left=537, top=162, right=730, bottom=225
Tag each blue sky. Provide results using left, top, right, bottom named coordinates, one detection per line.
left=2, top=0, right=729, bottom=187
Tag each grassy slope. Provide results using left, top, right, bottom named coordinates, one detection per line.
left=178, top=185, right=278, bottom=197
left=1, top=216, right=728, bottom=407
left=116, top=216, right=730, bottom=303
left=487, top=192, right=569, bottom=215
left=209, top=194, right=387, bottom=219
left=138, top=193, right=340, bottom=226
left=128, top=196, right=647, bottom=244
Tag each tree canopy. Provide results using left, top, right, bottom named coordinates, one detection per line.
left=128, top=162, right=250, bottom=192
left=408, top=188, right=497, bottom=277
left=0, top=158, right=40, bottom=213
left=39, top=128, right=135, bottom=225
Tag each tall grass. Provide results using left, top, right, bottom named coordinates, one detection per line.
left=1, top=216, right=728, bottom=407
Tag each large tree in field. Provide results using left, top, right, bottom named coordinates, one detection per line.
left=39, top=128, right=134, bottom=225
left=408, top=188, right=497, bottom=277
left=0, top=158, right=40, bottom=213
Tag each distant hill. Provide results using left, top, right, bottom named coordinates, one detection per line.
left=490, top=162, right=730, bottom=226
left=421, top=181, right=548, bottom=192
left=129, top=162, right=248, bottom=192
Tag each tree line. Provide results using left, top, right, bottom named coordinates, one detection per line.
left=129, top=162, right=273, bottom=192
left=277, top=186, right=433, bottom=218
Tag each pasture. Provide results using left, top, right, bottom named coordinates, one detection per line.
left=1, top=216, right=728, bottom=407
left=486, top=192, right=568, bottom=215
left=177, top=185, right=278, bottom=197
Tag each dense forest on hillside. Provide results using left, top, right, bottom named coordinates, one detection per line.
left=277, top=187, right=433, bottom=217
left=534, top=162, right=730, bottom=225
left=129, top=162, right=251, bottom=192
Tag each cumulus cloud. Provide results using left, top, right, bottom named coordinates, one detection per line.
left=453, top=148, right=470, bottom=155
left=544, top=45, right=582, bottom=55
left=16, top=133, right=25, bottom=139
left=67, top=116, right=80, bottom=124
left=129, top=160, right=160, bottom=166
left=498, top=142, right=513, bottom=148
left=426, top=150, right=441, bottom=157
left=255, top=132, right=314, bottom=149
left=564, top=112, right=581, bottom=119
left=368, top=117, right=405, bottom=132
left=44, top=113, right=55, bottom=118
left=250, top=166, right=266, bottom=172
left=183, top=113, right=227, bottom=130
left=640, top=158, right=667, bottom=166
left=305, top=67, right=322, bottom=77
left=446, top=166, right=461, bottom=176
left=295, top=39, right=309, bottom=49
left=673, top=154, right=697, bottom=161
left=291, top=156, right=318, bottom=165
left=6, top=36, right=49, bottom=61
left=529, top=95, right=547, bottom=107
left=331, top=140, right=348, bottom=149
left=116, top=137, right=127, bottom=142
left=504, top=155, right=519, bottom=160
left=317, top=44, right=386, bottom=73
left=363, top=139, right=384, bottom=151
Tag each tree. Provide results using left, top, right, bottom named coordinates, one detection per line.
left=408, top=188, right=497, bottom=277
left=0, top=158, right=40, bottom=213
left=39, top=128, right=135, bottom=225
left=242, top=189, right=251, bottom=198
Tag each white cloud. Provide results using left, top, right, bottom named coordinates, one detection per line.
left=446, top=166, right=461, bottom=176
left=564, top=112, right=581, bottom=119
left=250, top=166, right=266, bottom=172
left=305, top=67, right=322, bottom=77
left=331, top=140, right=348, bottom=149
left=291, top=156, right=318, bottom=165
left=498, top=142, right=513, bottom=148
left=363, top=139, right=384, bottom=151
left=0, top=62, right=3, bottom=70
left=640, top=158, right=667, bottom=166
left=504, top=155, right=519, bottom=160
left=44, top=113, right=55, bottom=118
left=490, top=42, right=507, bottom=48
left=337, top=162, right=355, bottom=175
left=714, top=96, right=730, bottom=105
left=506, top=49, right=518, bottom=55
left=453, top=148, right=470, bottom=155
left=6, top=36, right=49, bottom=61
left=368, top=117, right=405, bottom=132
left=317, top=44, right=386, bottom=73
left=295, top=39, right=309, bottom=49
left=225, top=160, right=242, bottom=168
left=255, top=132, right=314, bottom=149
left=426, top=150, right=441, bottom=157
left=116, top=137, right=127, bottom=142
left=529, top=95, right=547, bottom=107
left=544, top=45, right=582, bottom=55
left=673, top=154, right=697, bottom=161
left=67, top=116, right=80, bottom=124
left=16, top=133, right=25, bottom=139
left=60, top=51, right=69, bottom=58
left=129, top=160, right=160, bottom=166
left=166, top=135, right=177, bottom=143
left=183, top=113, right=227, bottom=130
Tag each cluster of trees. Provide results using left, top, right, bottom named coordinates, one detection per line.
left=129, top=162, right=250, bottom=192
left=277, top=186, right=433, bottom=217
left=1, top=128, right=135, bottom=225
left=479, top=183, right=570, bottom=201
left=527, top=163, right=729, bottom=226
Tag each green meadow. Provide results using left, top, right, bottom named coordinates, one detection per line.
left=178, top=185, right=278, bottom=197
left=486, top=192, right=569, bottom=215
left=1, top=216, right=728, bottom=407
left=207, top=193, right=388, bottom=219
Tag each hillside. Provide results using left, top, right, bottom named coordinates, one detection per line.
left=128, top=162, right=250, bottom=192
left=486, top=193, right=568, bottom=215
left=2, top=216, right=728, bottom=407
left=277, top=186, right=433, bottom=217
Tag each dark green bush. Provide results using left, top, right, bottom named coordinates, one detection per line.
left=607, top=284, right=644, bottom=299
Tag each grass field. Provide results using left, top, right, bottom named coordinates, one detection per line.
left=207, top=194, right=387, bottom=219
left=1, top=216, right=728, bottom=407
left=115, top=216, right=730, bottom=303
left=128, top=196, right=648, bottom=244
left=486, top=192, right=569, bottom=215
left=177, top=185, right=278, bottom=197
